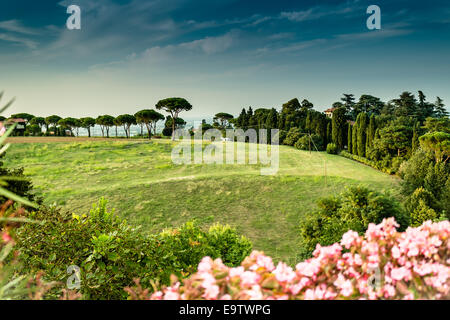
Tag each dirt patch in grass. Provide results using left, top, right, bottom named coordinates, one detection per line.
left=6, top=137, right=153, bottom=143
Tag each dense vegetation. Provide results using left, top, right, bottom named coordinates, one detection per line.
left=15, top=198, right=251, bottom=299
left=3, top=90, right=448, bottom=300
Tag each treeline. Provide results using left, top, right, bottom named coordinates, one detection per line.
left=5, top=97, right=193, bottom=140
left=229, top=91, right=449, bottom=220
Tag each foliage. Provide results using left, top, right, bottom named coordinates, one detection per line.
left=326, top=143, right=338, bottom=155
left=136, top=219, right=450, bottom=300
left=15, top=198, right=251, bottom=299
left=283, top=127, right=302, bottom=146
left=340, top=151, right=397, bottom=175
left=419, top=131, right=450, bottom=163
left=134, top=109, right=165, bottom=139
left=294, top=134, right=323, bottom=151
left=399, top=149, right=449, bottom=219
left=156, top=98, right=192, bottom=140
left=298, top=186, right=408, bottom=259
left=331, top=107, right=347, bottom=149
left=405, top=187, right=438, bottom=227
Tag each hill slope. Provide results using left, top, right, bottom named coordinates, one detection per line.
left=5, top=138, right=400, bottom=262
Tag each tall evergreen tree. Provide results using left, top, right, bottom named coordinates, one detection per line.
left=434, top=97, right=449, bottom=118
left=393, top=92, right=417, bottom=117
left=341, top=94, right=355, bottom=113
left=332, top=107, right=347, bottom=149
left=366, top=114, right=376, bottom=151
left=357, top=113, right=368, bottom=157
left=347, top=123, right=352, bottom=152
left=352, top=122, right=358, bottom=155
left=327, top=122, right=332, bottom=145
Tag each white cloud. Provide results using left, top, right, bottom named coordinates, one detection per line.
left=179, top=31, right=236, bottom=54
left=0, top=33, right=37, bottom=48
left=0, top=20, right=39, bottom=35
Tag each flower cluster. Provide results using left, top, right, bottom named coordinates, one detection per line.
left=141, top=218, right=449, bottom=300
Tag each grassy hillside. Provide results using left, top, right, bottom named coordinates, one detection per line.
left=4, top=138, right=400, bottom=263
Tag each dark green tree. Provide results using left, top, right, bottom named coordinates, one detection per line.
left=434, top=97, right=449, bottom=118
left=331, top=107, right=347, bottom=149
left=10, top=113, right=35, bottom=124
left=80, top=117, right=96, bottom=138
left=347, top=123, right=352, bottom=152
left=357, top=113, right=368, bottom=157
left=156, top=98, right=193, bottom=140
left=115, top=114, right=136, bottom=139
left=135, top=109, right=165, bottom=139
left=45, top=115, right=62, bottom=135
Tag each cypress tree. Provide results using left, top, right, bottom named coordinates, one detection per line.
left=332, top=107, right=347, bottom=149
left=352, top=115, right=359, bottom=155
left=357, top=113, right=368, bottom=157
left=327, top=122, right=332, bottom=145
left=348, top=123, right=352, bottom=152
left=366, top=114, right=376, bottom=152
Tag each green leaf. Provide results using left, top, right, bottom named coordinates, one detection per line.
left=0, top=186, right=37, bottom=208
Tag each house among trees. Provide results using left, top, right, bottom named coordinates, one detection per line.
left=324, top=107, right=337, bottom=118
left=1, top=118, right=26, bottom=135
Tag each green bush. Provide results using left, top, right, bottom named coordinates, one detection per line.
left=340, top=151, right=396, bottom=174
left=294, top=134, right=323, bottom=151
left=15, top=198, right=252, bottom=300
left=326, top=143, right=338, bottom=154
left=283, top=127, right=302, bottom=146
left=399, top=149, right=449, bottom=218
left=0, top=160, right=38, bottom=206
left=206, top=224, right=252, bottom=266
left=299, top=186, right=408, bottom=259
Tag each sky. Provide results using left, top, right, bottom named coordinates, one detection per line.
left=0, top=0, right=449, bottom=119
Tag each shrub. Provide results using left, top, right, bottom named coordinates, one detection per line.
left=326, top=143, right=338, bottom=154
left=283, top=127, right=302, bottom=146
left=340, top=151, right=396, bottom=174
left=131, top=219, right=450, bottom=300
left=298, top=186, right=408, bottom=259
left=0, top=161, right=37, bottom=206
left=399, top=149, right=449, bottom=218
left=15, top=198, right=252, bottom=299
left=206, top=224, right=252, bottom=267
left=294, top=134, right=323, bottom=151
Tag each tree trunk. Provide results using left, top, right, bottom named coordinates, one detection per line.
left=146, top=123, right=152, bottom=140
left=88, top=127, right=91, bottom=137
left=172, top=117, right=175, bottom=141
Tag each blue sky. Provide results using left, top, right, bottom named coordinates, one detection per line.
left=0, top=0, right=449, bottom=118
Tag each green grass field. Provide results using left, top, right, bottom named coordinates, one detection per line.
left=4, top=138, right=400, bottom=263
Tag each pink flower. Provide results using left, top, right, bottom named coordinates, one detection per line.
left=383, top=285, right=396, bottom=298
left=253, top=254, right=275, bottom=272
left=390, top=267, right=412, bottom=281
left=246, top=285, right=263, bottom=300
left=273, top=262, right=296, bottom=283
left=203, top=285, right=219, bottom=300
left=229, top=266, right=244, bottom=278
left=240, top=271, right=260, bottom=287
left=148, top=219, right=449, bottom=301
left=334, top=274, right=354, bottom=297
left=198, top=257, right=213, bottom=273
left=1, top=232, right=12, bottom=243
left=341, top=230, right=360, bottom=249
left=391, top=245, right=401, bottom=259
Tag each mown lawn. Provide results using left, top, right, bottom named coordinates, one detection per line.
left=5, top=138, right=400, bottom=263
